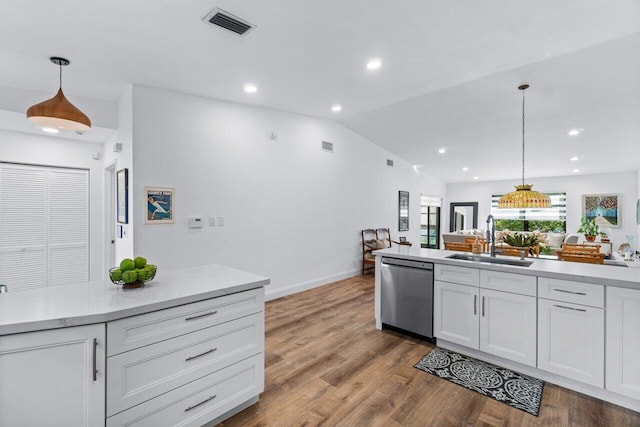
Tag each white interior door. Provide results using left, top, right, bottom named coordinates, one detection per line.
left=0, top=163, right=89, bottom=291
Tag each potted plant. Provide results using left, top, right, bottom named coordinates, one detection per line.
left=577, top=217, right=605, bottom=242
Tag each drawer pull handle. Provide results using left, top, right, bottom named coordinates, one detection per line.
left=185, top=347, right=217, bottom=362
left=553, top=288, right=587, bottom=296
left=92, top=338, right=98, bottom=381
left=553, top=304, right=587, bottom=312
left=473, top=295, right=477, bottom=315
left=482, top=296, right=485, bottom=317
left=185, top=310, right=218, bottom=321
left=185, top=394, right=217, bottom=412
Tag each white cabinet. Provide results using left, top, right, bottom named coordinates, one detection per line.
left=479, top=288, right=536, bottom=367
left=0, top=324, right=105, bottom=427
left=434, top=280, right=479, bottom=348
left=106, top=287, right=265, bottom=426
left=538, top=298, right=604, bottom=387
left=434, top=269, right=537, bottom=367
left=606, top=286, right=640, bottom=399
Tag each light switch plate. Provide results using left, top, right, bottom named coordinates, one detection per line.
left=217, top=216, right=225, bottom=227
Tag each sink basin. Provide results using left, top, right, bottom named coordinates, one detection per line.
left=446, top=253, right=533, bottom=267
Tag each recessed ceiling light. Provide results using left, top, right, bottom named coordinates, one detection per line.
left=569, top=156, right=579, bottom=162
left=473, top=176, right=479, bottom=180
left=462, top=167, right=469, bottom=171
left=42, top=127, right=59, bottom=134
left=331, top=104, right=342, bottom=112
left=568, top=129, right=581, bottom=136
left=366, top=58, right=382, bottom=70
left=438, top=148, right=446, bottom=154
left=243, top=83, right=258, bottom=93
left=573, top=168, right=581, bottom=173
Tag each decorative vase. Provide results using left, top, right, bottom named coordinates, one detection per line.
left=585, top=235, right=596, bottom=242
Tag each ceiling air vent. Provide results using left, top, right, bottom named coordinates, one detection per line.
left=202, top=8, right=256, bottom=36
left=387, top=159, right=394, bottom=167
left=322, top=141, right=334, bottom=152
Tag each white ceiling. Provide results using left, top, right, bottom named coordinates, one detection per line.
left=1, top=0, right=639, bottom=183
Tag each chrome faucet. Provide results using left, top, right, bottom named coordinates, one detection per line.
left=486, top=215, right=498, bottom=257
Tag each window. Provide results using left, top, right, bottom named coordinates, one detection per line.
left=490, top=192, right=566, bottom=232
left=420, top=196, right=441, bottom=249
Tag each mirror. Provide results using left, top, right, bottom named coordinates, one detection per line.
left=449, top=202, right=478, bottom=232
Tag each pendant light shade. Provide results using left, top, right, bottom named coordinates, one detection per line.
left=26, top=57, right=91, bottom=132
left=498, top=84, right=551, bottom=209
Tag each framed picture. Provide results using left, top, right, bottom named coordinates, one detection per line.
left=116, top=168, right=128, bottom=224
left=399, top=236, right=407, bottom=243
left=145, top=187, right=174, bottom=224
left=399, top=191, right=409, bottom=231
left=582, top=193, right=621, bottom=228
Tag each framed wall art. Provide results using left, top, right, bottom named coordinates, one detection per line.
left=145, top=186, right=174, bottom=224
left=399, top=191, right=409, bottom=231
left=116, top=168, right=128, bottom=224
left=582, top=193, right=621, bottom=228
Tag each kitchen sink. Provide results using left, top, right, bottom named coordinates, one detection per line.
left=446, top=253, right=533, bottom=267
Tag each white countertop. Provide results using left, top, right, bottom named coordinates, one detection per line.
left=376, top=247, right=640, bottom=290
left=0, top=264, right=270, bottom=336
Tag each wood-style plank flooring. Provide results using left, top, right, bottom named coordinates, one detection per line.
left=218, top=275, right=640, bottom=426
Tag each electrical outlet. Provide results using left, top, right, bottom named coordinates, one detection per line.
left=217, top=216, right=225, bottom=227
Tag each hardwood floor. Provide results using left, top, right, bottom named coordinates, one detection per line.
left=218, top=275, right=640, bottom=427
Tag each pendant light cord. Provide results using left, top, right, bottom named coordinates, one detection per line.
left=59, top=62, right=63, bottom=90
left=521, top=87, right=526, bottom=187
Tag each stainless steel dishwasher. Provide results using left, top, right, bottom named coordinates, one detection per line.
left=380, top=256, right=434, bottom=339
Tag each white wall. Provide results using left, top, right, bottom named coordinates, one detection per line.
left=0, top=129, right=105, bottom=281
left=131, top=86, right=445, bottom=299
left=445, top=171, right=638, bottom=251
left=101, top=86, right=135, bottom=263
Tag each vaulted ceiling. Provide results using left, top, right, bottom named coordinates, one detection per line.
left=1, top=1, right=639, bottom=182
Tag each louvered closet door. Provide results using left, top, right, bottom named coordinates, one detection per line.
left=0, top=164, right=88, bottom=291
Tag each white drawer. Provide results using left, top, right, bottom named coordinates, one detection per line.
left=107, top=287, right=264, bottom=356
left=107, top=354, right=264, bottom=427
left=435, top=264, right=479, bottom=286
left=480, top=270, right=536, bottom=296
left=538, top=277, right=604, bottom=308
left=107, top=312, right=264, bottom=416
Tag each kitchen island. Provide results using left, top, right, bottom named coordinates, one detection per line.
left=375, top=247, right=640, bottom=413
left=0, top=264, right=269, bottom=427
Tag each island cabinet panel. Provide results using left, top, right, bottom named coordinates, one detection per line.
left=538, top=277, right=604, bottom=308
left=0, top=324, right=105, bottom=427
left=606, top=286, right=640, bottom=399
left=434, top=264, right=479, bottom=287
left=479, top=288, right=537, bottom=367
left=480, top=270, right=536, bottom=296
left=106, top=288, right=265, bottom=425
left=434, top=280, right=479, bottom=348
left=538, top=298, right=604, bottom=387
left=107, top=287, right=264, bottom=356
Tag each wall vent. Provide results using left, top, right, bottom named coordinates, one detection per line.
left=387, top=159, right=394, bottom=167
left=202, top=8, right=256, bottom=36
left=322, top=141, right=334, bottom=152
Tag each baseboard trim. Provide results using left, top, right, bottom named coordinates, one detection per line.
left=265, top=268, right=361, bottom=301
left=438, top=340, right=640, bottom=413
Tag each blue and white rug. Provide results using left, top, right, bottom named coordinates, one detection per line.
left=415, top=347, right=544, bottom=416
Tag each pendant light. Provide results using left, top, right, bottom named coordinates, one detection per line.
left=498, top=84, right=551, bottom=209
left=26, top=57, right=91, bottom=132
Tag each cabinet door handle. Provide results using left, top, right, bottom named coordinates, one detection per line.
left=553, top=304, right=587, bottom=312
left=185, top=394, right=217, bottom=412
left=92, top=338, right=98, bottom=381
left=473, top=295, right=477, bottom=315
left=185, top=348, right=217, bottom=362
left=553, top=288, right=587, bottom=296
left=185, top=310, right=218, bottom=321
left=482, top=296, right=485, bottom=317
